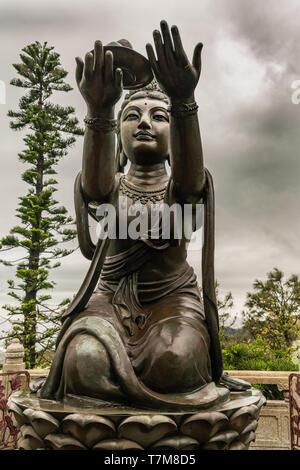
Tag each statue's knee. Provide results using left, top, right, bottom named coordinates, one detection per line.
left=139, top=319, right=210, bottom=392
left=63, top=333, right=125, bottom=401
left=157, top=319, right=203, bottom=362
left=64, top=334, right=111, bottom=383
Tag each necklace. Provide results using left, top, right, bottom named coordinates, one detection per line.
left=120, top=175, right=168, bottom=205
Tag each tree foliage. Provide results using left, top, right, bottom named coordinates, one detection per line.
left=215, top=281, right=236, bottom=329
left=243, top=268, right=300, bottom=351
left=221, top=269, right=300, bottom=399
left=222, top=336, right=298, bottom=399
left=0, top=42, right=83, bottom=368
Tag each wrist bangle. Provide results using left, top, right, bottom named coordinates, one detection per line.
left=84, top=116, right=117, bottom=133
left=168, top=101, right=199, bottom=118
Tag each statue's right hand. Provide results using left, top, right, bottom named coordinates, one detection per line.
left=75, top=40, right=123, bottom=114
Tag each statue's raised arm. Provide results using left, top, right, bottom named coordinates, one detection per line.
left=146, top=20, right=205, bottom=203
left=75, top=41, right=123, bottom=202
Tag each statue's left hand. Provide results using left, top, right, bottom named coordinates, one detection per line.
left=146, top=20, right=203, bottom=101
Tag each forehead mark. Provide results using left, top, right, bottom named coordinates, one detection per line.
left=121, top=100, right=169, bottom=121
left=124, top=98, right=168, bottom=110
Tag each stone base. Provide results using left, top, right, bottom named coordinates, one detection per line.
left=8, top=389, right=266, bottom=450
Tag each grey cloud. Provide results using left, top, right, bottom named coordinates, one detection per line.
left=211, top=0, right=300, bottom=75
left=0, top=10, right=80, bottom=30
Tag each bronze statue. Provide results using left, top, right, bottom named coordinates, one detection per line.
left=39, top=21, right=249, bottom=410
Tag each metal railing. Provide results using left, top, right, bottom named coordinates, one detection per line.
left=0, top=370, right=30, bottom=450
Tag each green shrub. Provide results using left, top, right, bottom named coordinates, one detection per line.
left=222, top=337, right=298, bottom=399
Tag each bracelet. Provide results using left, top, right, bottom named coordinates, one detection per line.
left=84, top=116, right=117, bottom=133
left=168, top=101, right=199, bottom=119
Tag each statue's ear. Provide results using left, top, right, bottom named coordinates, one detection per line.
left=115, top=129, right=128, bottom=173
left=115, top=144, right=128, bottom=173
left=120, top=150, right=128, bottom=170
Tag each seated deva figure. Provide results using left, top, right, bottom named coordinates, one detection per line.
left=40, top=21, right=249, bottom=410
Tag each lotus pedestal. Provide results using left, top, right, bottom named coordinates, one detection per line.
left=8, top=389, right=265, bottom=451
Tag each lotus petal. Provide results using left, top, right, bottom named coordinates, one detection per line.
left=118, top=415, right=177, bottom=448
left=18, top=437, right=34, bottom=450
left=61, top=413, right=116, bottom=448
left=23, top=408, right=59, bottom=438
left=45, top=433, right=87, bottom=450
left=20, top=424, right=45, bottom=449
left=201, top=430, right=239, bottom=450
left=152, top=435, right=199, bottom=450
left=228, top=441, right=247, bottom=450
left=239, top=430, right=256, bottom=446
left=229, top=406, right=257, bottom=433
left=93, top=439, right=143, bottom=450
left=240, top=419, right=258, bottom=435
left=7, top=401, right=29, bottom=427
left=180, top=411, right=228, bottom=443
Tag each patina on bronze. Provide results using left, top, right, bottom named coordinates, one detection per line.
left=39, top=20, right=250, bottom=410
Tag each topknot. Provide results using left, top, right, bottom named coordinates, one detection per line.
left=123, top=79, right=169, bottom=108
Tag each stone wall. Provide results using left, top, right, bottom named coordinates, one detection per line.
left=226, top=370, right=292, bottom=450
left=251, top=400, right=290, bottom=450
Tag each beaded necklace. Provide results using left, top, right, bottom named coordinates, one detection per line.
left=120, top=175, right=168, bottom=205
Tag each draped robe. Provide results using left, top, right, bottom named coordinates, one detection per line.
left=40, top=170, right=229, bottom=410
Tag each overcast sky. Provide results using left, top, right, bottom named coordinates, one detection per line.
left=0, top=0, right=299, bottom=340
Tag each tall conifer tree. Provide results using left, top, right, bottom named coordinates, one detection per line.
left=0, top=41, right=83, bottom=368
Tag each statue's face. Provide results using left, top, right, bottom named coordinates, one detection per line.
left=120, top=98, right=169, bottom=165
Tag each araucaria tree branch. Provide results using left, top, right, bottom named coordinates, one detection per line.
left=0, top=41, right=84, bottom=368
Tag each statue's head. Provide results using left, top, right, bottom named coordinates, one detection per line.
left=116, top=81, right=170, bottom=172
